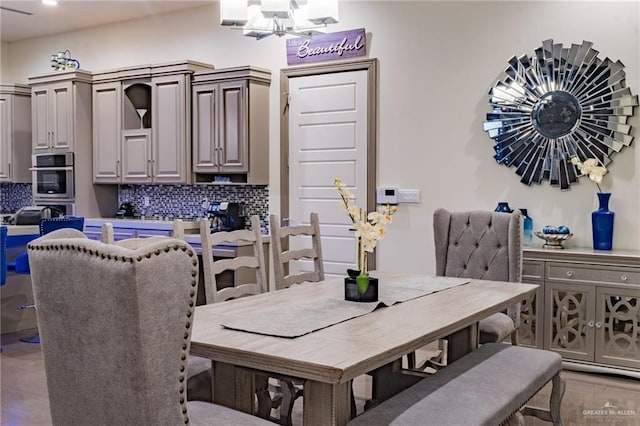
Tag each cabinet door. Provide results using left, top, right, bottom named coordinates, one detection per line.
left=192, top=83, right=218, bottom=172
left=0, top=95, right=11, bottom=181
left=93, top=82, right=122, bottom=183
left=49, top=82, right=73, bottom=152
left=112, top=227, right=137, bottom=241
left=218, top=81, right=248, bottom=173
left=545, top=282, right=596, bottom=362
left=135, top=228, right=172, bottom=239
left=83, top=226, right=102, bottom=241
left=595, top=286, right=640, bottom=370
left=32, top=87, right=50, bottom=152
left=520, top=260, right=544, bottom=348
left=152, top=74, right=188, bottom=183
left=122, top=130, right=152, bottom=183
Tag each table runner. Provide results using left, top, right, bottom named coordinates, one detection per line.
left=220, top=275, right=470, bottom=338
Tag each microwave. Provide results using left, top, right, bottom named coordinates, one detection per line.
left=31, top=153, right=74, bottom=200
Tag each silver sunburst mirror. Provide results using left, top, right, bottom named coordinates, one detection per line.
left=484, top=39, right=638, bottom=189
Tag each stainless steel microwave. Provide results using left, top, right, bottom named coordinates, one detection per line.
left=31, top=153, right=74, bottom=200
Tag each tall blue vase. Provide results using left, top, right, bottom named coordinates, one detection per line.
left=592, top=193, right=614, bottom=250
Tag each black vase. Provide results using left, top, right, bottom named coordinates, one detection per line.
left=344, top=276, right=379, bottom=302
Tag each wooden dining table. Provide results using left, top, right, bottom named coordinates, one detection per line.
left=189, top=271, right=538, bottom=426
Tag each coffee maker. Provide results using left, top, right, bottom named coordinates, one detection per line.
left=208, top=202, right=245, bottom=232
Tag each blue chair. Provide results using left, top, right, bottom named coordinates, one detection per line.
left=16, top=217, right=85, bottom=343
left=40, top=216, right=85, bottom=236
left=1, top=225, right=7, bottom=286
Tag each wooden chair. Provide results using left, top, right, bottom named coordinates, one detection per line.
left=269, top=212, right=333, bottom=424
left=269, top=212, right=324, bottom=290
left=196, top=216, right=273, bottom=410
left=27, top=229, right=270, bottom=425
left=199, top=215, right=267, bottom=303
left=101, top=222, right=115, bottom=243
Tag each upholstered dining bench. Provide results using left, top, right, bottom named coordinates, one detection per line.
left=350, top=343, right=565, bottom=426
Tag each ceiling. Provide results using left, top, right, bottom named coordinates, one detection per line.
left=0, top=1, right=213, bottom=43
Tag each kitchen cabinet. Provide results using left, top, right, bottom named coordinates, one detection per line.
left=92, top=61, right=214, bottom=184
left=29, top=70, right=93, bottom=154
left=522, top=248, right=640, bottom=377
left=0, top=84, right=31, bottom=183
left=192, top=66, right=271, bottom=184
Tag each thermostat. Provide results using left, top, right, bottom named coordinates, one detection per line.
left=376, top=187, right=399, bottom=205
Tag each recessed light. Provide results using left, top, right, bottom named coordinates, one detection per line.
left=42, top=0, right=58, bottom=6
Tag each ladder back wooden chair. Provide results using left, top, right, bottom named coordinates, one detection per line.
left=199, top=215, right=267, bottom=304
left=269, top=212, right=324, bottom=290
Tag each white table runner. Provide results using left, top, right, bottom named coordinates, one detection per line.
left=220, top=275, right=471, bottom=338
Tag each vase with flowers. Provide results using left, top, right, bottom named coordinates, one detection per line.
left=335, top=178, right=397, bottom=302
left=570, top=157, right=613, bottom=250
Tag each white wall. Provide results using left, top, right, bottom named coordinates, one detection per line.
left=2, top=1, right=639, bottom=274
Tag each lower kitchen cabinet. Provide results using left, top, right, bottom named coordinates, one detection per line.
left=522, top=248, right=640, bottom=376
left=83, top=220, right=174, bottom=242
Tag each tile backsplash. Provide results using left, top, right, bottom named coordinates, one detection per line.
left=0, top=183, right=269, bottom=230
left=118, top=184, right=269, bottom=230
left=0, top=183, right=32, bottom=212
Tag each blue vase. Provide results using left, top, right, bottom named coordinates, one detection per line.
left=592, top=193, right=614, bottom=250
left=495, top=202, right=513, bottom=213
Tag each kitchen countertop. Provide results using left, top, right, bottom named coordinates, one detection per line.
left=84, top=218, right=269, bottom=246
left=84, top=218, right=201, bottom=230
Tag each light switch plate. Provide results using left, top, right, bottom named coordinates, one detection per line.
left=398, top=189, right=420, bottom=203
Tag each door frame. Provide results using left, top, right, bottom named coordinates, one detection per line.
left=280, top=58, right=378, bottom=268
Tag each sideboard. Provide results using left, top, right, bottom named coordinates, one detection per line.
left=520, top=247, right=640, bottom=379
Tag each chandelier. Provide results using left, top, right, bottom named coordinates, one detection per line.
left=220, top=0, right=339, bottom=40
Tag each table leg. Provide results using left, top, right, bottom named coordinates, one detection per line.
left=212, top=361, right=256, bottom=414
left=447, top=323, right=478, bottom=363
left=303, top=380, right=351, bottom=426
left=369, top=323, right=479, bottom=404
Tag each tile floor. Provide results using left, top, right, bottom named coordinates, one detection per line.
left=2, top=330, right=639, bottom=425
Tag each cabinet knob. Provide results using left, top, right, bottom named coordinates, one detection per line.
left=566, top=271, right=574, bottom=277
left=588, top=321, right=594, bottom=328
left=595, top=322, right=602, bottom=329
left=620, top=275, right=628, bottom=282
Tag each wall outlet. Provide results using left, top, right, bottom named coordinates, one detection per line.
left=143, top=196, right=150, bottom=207
left=201, top=198, right=209, bottom=209
left=398, top=189, right=420, bottom=203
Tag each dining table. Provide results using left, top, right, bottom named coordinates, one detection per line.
left=189, top=271, right=539, bottom=426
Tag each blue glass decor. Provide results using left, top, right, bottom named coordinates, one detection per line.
left=495, top=202, right=513, bottom=213
left=592, top=193, right=614, bottom=250
left=519, top=208, right=533, bottom=247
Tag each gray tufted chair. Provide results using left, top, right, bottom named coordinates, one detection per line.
left=27, top=229, right=270, bottom=426
left=434, top=208, right=522, bottom=345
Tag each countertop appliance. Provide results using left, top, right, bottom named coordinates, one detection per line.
left=12, top=206, right=64, bottom=225
left=208, top=202, right=245, bottom=232
left=115, top=202, right=137, bottom=218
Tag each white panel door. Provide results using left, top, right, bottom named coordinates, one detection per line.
left=289, top=70, right=368, bottom=277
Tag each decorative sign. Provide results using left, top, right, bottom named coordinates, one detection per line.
left=286, top=28, right=366, bottom=65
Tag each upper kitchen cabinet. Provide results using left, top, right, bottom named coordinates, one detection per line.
left=192, top=66, right=271, bottom=185
left=92, top=61, right=214, bottom=184
left=28, top=70, right=93, bottom=154
left=0, top=84, right=32, bottom=183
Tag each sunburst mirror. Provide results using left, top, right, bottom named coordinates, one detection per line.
left=483, top=39, right=638, bottom=189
